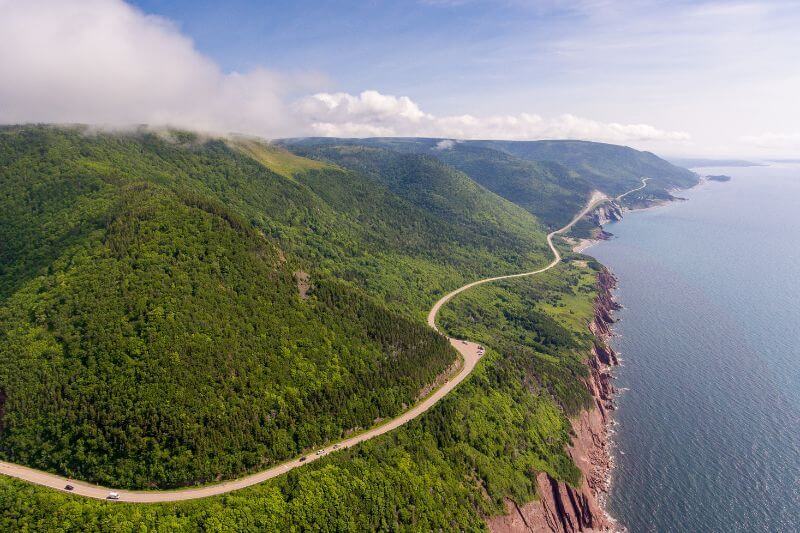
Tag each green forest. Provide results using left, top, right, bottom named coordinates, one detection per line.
left=283, top=136, right=699, bottom=225
left=0, top=127, right=459, bottom=487
left=0, top=125, right=692, bottom=530
left=0, top=258, right=604, bottom=532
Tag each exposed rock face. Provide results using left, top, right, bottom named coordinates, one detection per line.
left=294, top=270, right=311, bottom=299
left=488, top=269, right=622, bottom=533
left=590, top=203, right=623, bottom=226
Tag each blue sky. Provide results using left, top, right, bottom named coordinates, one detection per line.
left=3, top=0, right=800, bottom=156
left=128, top=0, right=576, bottom=109
left=128, top=0, right=679, bottom=115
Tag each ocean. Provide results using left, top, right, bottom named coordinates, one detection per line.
left=589, top=164, right=800, bottom=532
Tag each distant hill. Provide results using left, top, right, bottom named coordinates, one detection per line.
left=471, top=139, right=698, bottom=197
left=670, top=157, right=763, bottom=168
left=706, top=174, right=732, bottom=182
left=433, top=144, right=593, bottom=229
left=283, top=137, right=697, bottom=227
left=286, top=141, right=591, bottom=229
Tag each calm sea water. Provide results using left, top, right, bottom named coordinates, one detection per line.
left=590, top=164, right=800, bottom=532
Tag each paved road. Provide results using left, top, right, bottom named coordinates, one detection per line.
left=0, top=342, right=484, bottom=502
left=0, top=190, right=615, bottom=503
left=427, top=190, right=609, bottom=332
left=615, top=177, right=650, bottom=201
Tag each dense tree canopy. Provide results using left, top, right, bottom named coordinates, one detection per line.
left=0, top=183, right=456, bottom=488
left=0, top=126, right=631, bottom=529
left=283, top=136, right=698, bottom=225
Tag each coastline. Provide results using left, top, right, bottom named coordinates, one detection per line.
left=569, top=167, right=800, bottom=531
left=570, top=190, right=689, bottom=254
left=562, top=186, right=702, bottom=530
left=490, top=179, right=707, bottom=532
left=487, top=268, right=622, bottom=533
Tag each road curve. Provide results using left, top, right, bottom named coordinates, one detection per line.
left=427, top=190, right=609, bottom=332
left=0, top=347, right=485, bottom=502
left=0, top=190, right=617, bottom=503
left=615, top=177, right=650, bottom=202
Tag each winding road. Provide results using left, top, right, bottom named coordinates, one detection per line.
left=615, top=177, right=650, bottom=201
left=0, top=185, right=636, bottom=502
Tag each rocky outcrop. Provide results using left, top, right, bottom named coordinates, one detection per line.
left=488, top=269, right=622, bottom=533
left=294, top=270, right=311, bottom=299
left=590, top=203, right=623, bottom=226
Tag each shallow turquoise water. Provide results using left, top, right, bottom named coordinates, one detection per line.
left=590, top=165, right=800, bottom=532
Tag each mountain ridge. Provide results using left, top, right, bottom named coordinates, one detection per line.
left=280, top=136, right=698, bottom=229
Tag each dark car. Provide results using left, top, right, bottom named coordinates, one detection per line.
left=65, top=484, right=74, bottom=491
left=299, top=456, right=307, bottom=462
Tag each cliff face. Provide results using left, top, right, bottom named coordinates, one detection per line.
left=488, top=269, right=621, bottom=533
left=590, top=203, right=623, bottom=227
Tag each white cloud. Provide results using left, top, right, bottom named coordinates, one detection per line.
left=0, top=0, right=311, bottom=137
left=0, top=0, right=691, bottom=149
left=298, top=91, right=690, bottom=143
left=295, top=90, right=431, bottom=125
left=435, top=139, right=458, bottom=150
left=740, top=132, right=800, bottom=151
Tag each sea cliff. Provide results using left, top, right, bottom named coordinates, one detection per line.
left=488, top=269, right=621, bottom=533
left=590, top=203, right=623, bottom=227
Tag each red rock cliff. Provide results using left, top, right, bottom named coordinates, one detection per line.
left=487, top=268, right=621, bottom=533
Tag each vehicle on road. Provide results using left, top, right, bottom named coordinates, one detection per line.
left=332, top=444, right=339, bottom=449
left=316, top=450, right=323, bottom=456
left=107, top=492, right=119, bottom=500
left=65, top=484, right=74, bottom=491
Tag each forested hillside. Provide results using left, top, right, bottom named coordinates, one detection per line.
left=0, top=259, right=605, bottom=532
left=259, top=142, right=552, bottom=314
left=289, top=141, right=592, bottom=229
left=0, top=126, right=463, bottom=488
left=0, top=126, right=656, bottom=530
left=282, top=136, right=697, bottom=227
left=472, top=139, right=698, bottom=198
left=0, top=126, right=572, bottom=489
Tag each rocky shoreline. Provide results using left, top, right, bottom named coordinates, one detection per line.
left=570, top=192, right=687, bottom=254
left=488, top=268, right=623, bottom=533
left=487, top=179, right=712, bottom=531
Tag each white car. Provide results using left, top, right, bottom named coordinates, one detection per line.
left=107, top=492, right=120, bottom=500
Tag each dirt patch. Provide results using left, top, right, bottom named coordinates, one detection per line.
left=294, top=271, right=311, bottom=299
left=416, top=356, right=463, bottom=401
